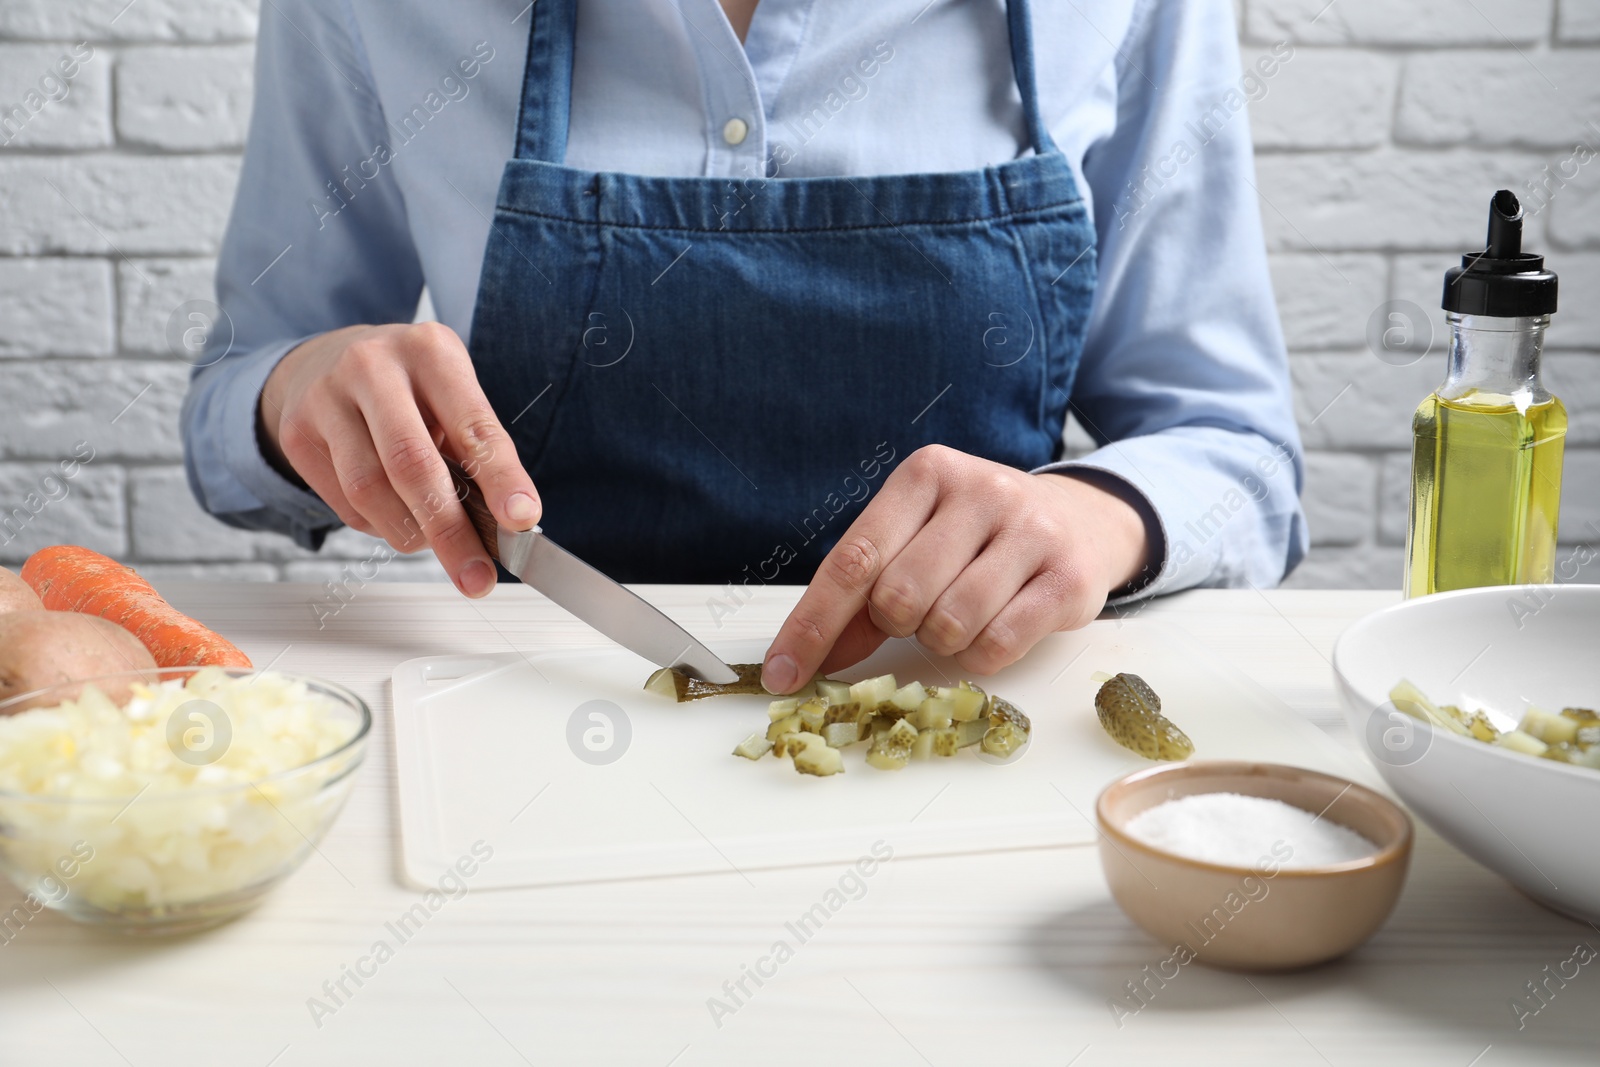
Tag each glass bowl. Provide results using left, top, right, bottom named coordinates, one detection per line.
left=0, top=667, right=370, bottom=935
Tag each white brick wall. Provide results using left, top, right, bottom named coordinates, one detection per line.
left=0, top=0, right=1595, bottom=590
left=115, top=45, right=253, bottom=149
left=0, top=1, right=444, bottom=584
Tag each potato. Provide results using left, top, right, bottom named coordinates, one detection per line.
left=0, top=566, right=43, bottom=615
left=0, top=610, right=158, bottom=713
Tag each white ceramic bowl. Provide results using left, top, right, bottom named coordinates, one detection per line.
left=1333, top=584, right=1600, bottom=923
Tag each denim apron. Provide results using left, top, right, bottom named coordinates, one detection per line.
left=467, top=0, right=1097, bottom=584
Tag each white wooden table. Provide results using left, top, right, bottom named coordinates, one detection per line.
left=3, top=585, right=1595, bottom=1066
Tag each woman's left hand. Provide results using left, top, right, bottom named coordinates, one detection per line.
left=760, top=445, right=1153, bottom=693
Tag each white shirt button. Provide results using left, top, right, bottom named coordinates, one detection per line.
left=722, top=117, right=749, bottom=146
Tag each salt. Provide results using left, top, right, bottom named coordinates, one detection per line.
left=1124, top=792, right=1377, bottom=869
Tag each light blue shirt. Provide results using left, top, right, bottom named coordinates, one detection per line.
left=183, top=0, right=1308, bottom=598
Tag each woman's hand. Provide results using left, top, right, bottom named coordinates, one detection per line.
left=760, top=445, right=1153, bottom=693
left=257, top=322, right=540, bottom=598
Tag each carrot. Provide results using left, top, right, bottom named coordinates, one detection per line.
left=20, top=546, right=253, bottom=669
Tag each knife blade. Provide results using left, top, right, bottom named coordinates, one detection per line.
left=446, top=461, right=741, bottom=684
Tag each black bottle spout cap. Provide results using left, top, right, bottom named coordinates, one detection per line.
left=1442, top=190, right=1558, bottom=317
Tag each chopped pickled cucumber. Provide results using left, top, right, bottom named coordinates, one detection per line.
left=1497, top=729, right=1548, bottom=757
left=664, top=664, right=1032, bottom=778
left=909, top=695, right=955, bottom=731
left=935, top=685, right=988, bottom=722
left=797, top=698, right=828, bottom=732
left=821, top=721, right=862, bottom=748
left=954, top=718, right=989, bottom=749
left=1466, top=711, right=1500, bottom=743
left=1391, top=681, right=1600, bottom=774
left=1542, top=741, right=1583, bottom=764
left=866, top=718, right=917, bottom=770
left=768, top=697, right=803, bottom=720
left=889, top=681, right=927, bottom=713
left=795, top=746, right=844, bottom=776
left=1094, top=673, right=1193, bottom=761
left=981, top=723, right=1028, bottom=758
left=822, top=700, right=864, bottom=727
left=783, top=733, right=845, bottom=776
left=987, top=694, right=1029, bottom=730
left=849, top=674, right=898, bottom=713
left=767, top=713, right=801, bottom=748
left=1520, top=707, right=1579, bottom=746
left=1388, top=679, right=1470, bottom=736
left=816, top=679, right=853, bottom=706
left=979, top=696, right=1032, bottom=759
left=908, top=723, right=964, bottom=759
left=733, top=733, right=773, bottom=760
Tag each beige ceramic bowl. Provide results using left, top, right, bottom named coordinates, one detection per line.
left=1095, top=760, right=1412, bottom=970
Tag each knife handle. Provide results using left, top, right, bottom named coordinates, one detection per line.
left=444, top=458, right=504, bottom=564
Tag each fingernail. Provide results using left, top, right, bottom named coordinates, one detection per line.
left=460, top=560, right=495, bottom=597
left=505, top=492, right=538, bottom=528
left=762, top=653, right=798, bottom=694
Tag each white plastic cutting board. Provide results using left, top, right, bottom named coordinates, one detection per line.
left=392, top=618, right=1378, bottom=890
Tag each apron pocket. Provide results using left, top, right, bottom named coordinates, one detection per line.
left=467, top=211, right=607, bottom=477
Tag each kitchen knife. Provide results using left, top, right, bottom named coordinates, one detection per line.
left=446, top=462, right=741, bottom=684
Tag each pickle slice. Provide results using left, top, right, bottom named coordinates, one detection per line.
left=645, top=663, right=768, bottom=701
left=1094, top=672, right=1193, bottom=761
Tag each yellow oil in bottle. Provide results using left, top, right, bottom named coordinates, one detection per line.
left=1404, top=390, right=1566, bottom=596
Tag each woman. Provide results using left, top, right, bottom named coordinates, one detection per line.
left=182, top=0, right=1305, bottom=695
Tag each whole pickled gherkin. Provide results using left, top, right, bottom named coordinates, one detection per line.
left=1094, top=672, right=1193, bottom=761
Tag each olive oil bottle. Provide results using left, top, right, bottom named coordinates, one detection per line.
left=1405, top=191, right=1564, bottom=597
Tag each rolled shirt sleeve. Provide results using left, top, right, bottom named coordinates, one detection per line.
left=1037, top=0, right=1309, bottom=602
left=180, top=0, right=425, bottom=549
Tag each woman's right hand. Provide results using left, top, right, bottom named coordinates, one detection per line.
left=257, top=322, right=540, bottom=598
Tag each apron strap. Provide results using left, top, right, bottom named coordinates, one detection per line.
left=514, top=0, right=577, bottom=162
left=514, top=0, right=1055, bottom=162
left=1005, top=0, right=1057, bottom=157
